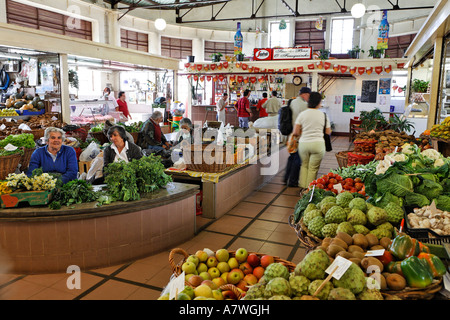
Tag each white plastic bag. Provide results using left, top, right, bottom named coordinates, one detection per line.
left=252, top=115, right=278, bottom=129
left=86, top=152, right=104, bottom=181
left=79, top=141, right=100, bottom=162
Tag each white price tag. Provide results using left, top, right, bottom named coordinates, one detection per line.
left=325, top=256, right=352, bottom=281
left=169, top=271, right=185, bottom=300
left=365, top=249, right=385, bottom=257
left=333, top=183, right=343, bottom=193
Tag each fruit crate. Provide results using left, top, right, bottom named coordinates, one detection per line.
left=430, top=137, right=450, bottom=157
left=403, top=206, right=450, bottom=241
left=0, top=189, right=54, bottom=208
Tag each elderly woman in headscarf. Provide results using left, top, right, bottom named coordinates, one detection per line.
left=27, top=127, right=78, bottom=184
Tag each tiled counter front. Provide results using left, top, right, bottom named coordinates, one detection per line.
left=0, top=183, right=199, bottom=274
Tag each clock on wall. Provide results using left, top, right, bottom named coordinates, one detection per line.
left=292, top=76, right=302, bottom=86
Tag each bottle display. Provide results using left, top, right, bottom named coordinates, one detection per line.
left=377, top=10, right=389, bottom=50
left=234, top=22, right=243, bottom=55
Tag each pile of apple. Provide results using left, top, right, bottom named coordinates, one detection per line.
left=180, top=247, right=275, bottom=300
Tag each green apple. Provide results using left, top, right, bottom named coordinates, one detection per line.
left=217, top=261, right=230, bottom=274
left=197, top=262, right=208, bottom=274
left=195, top=250, right=209, bottom=263
left=182, top=261, right=196, bottom=274
left=235, top=248, right=248, bottom=263
left=187, top=255, right=199, bottom=267
left=227, top=257, right=239, bottom=270
left=199, top=271, right=212, bottom=281
left=221, top=272, right=229, bottom=284
left=194, top=284, right=213, bottom=298
left=215, top=249, right=230, bottom=262
left=208, top=267, right=221, bottom=279
left=206, top=256, right=218, bottom=268
left=227, top=269, right=241, bottom=285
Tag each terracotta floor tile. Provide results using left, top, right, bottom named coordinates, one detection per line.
left=282, top=187, right=303, bottom=196
left=205, top=215, right=252, bottom=234
left=267, top=230, right=298, bottom=246
left=226, top=202, right=266, bottom=218
left=114, top=262, right=162, bottom=284
left=244, top=191, right=277, bottom=204
left=80, top=279, right=140, bottom=300
left=226, top=238, right=265, bottom=253
left=0, top=279, right=46, bottom=300
left=249, top=220, right=280, bottom=232
left=28, top=286, right=76, bottom=300
left=126, top=286, right=162, bottom=300
left=272, top=194, right=299, bottom=208
left=257, top=183, right=286, bottom=194
left=258, top=242, right=293, bottom=261
left=22, top=273, right=67, bottom=288
left=241, top=226, right=273, bottom=241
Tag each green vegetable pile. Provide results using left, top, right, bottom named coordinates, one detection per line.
left=104, top=154, right=172, bottom=202
left=117, top=121, right=143, bottom=133
left=49, top=179, right=99, bottom=209
left=365, top=145, right=450, bottom=212
left=89, top=123, right=104, bottom=133
left=331, top=161, right=378, bottom=183
left=0, top=133, right=35, bottom=149
left=0, top=148, right=24, bottom=157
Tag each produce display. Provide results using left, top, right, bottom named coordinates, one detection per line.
left=5, top=171, right=57, bottom=192
left=0, top=133, right=35, bottom=149
left=407, top=205, right=450, bottom=236
left=4, top=93, right=45, bottom=112
left=0, top=114, right=65, bottom=137
left=0, top=108, right=19, bottom=116
left=308, top=172, right=366, bottom=195
left=430, top=116, right=450, bottom=140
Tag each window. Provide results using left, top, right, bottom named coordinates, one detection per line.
left=330, top=18, right=354, bottom=54
left=121, top=29, right=148, bottom=52
left=204, top=41, right=234, bottom=60
left=161, top=36, right=192, bottom=59
left=294, top=20, right=326, bottom=51
left=386, top=34, right=417, bottom=58
left=5, top=0, right=92, bottom=41
left=269, top=21, right=290, bottom=48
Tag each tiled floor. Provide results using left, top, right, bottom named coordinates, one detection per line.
left=0, top=136, right=352, bottom=300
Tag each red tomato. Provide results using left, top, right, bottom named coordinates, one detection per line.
left=343, top=184, right=352, bottom=190
left=327, top=172, right=335, bottom=178
left=316, top=178, right=325, bottom=185
left=355, top=183, right=364, bottom=191
left=327, top=183, right=334, bottom=190
left=316, top=183, right=325, bottom=189
left=345, top=178, right=354, bottom=185
left=331, top=189, right=338, bottom=195
left=329, top=178, right=338, bottom=185
left=354, top=177, right=362, bottom=183
left=336, top=175, right=343, bottom=181
left=350, top=188, right=357, bottom=193
left=358, top=190, right=366, bottom=196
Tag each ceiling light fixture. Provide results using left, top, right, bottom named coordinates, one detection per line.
left=155, top=18, right=167, bottom=31
left=351, top=3, right=366, bottom=18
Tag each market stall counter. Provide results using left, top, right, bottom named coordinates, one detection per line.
left=0, top=182, right=199, bottom=274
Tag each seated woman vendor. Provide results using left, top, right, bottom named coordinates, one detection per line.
left=174, top=117, right=195, bottom=146
left=27, top=127, right=78, bottom=184
left=139, top=111, right=171, bottom=153
left=103, top=125, right=143, bottom=169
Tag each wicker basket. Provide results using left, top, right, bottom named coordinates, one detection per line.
left=335, top=151, right=349, bottom=168
left=0, top=153, right=22, bottom=180
left=289, top=215, right=322, bottom=251
left=30, top=129, right=45, bottom=141
left=185, top=143, right=231, bottom=173
left=169, top=247, right=297, bottom=299
left=381, top=278, right=443, bottom=300
left=90, top=131, right=109, bottom=145
left=19, top=147, right=35, bottom=172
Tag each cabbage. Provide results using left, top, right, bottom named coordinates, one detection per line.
left=435, top=195, right=450, bottom=212
left=374, top=192, right=403, bottom=209
left=405, top=192, right=430, bottom=208
left=376, top=172, right=414, bottom=197
left=415, top=179, right=443, bottom=200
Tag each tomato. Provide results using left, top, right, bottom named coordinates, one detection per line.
left=344, top=178, right=354, bottom=185
left=327, top=172, right=335, bottom=178
left=328, top=183, right=334, bottom=190
left=329, top=178, right=338, bottom=185
left=355, top=183, right=364, bottom=191
left=358, top=190, right=366, bottom=196
left=316, top=183, right=325, bottom=189
left=343, top=184, right=352, bottom=190
left=354, top=177, right=362, bottom=183
left=331, top=189, right=338, bottom=195
left=316, top=178, right=325, bottom=185
left=350, top=188, right=357, bottom=193
left=335, top=175, right=343, bottom=181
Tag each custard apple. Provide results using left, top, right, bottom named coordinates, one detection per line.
left=308, top=279, right=334, bottom=300
left=289, top=275, right=310, bottom=297
left=303, top=209, right=322, bottom=227
left=328, top=287, right=356, bottom=300
left=369, top=227, right=392, bottom=240
left=318, top=196, right=336, bottom=210
left=347, top=209, right=367, bottom=225
left=377, top=221, right=394, bottom=233
left=268, top=295, right=291, bottom=300
left=324, top=205, right=347, bottom=224
left=321, top=223, right=339, bottom=238
left=353, top=224, right=370, bottom=235
left=357, top=288, right=384, bottom=300
left=332, top=262, right=366, bottom=294
left=308, top=216, right=326, bottom=238
left=321, top=202, right=338, bottom=215
left=299, top=249, right=331, bottom=281
left=336, top=221, right=356, bottom=236
left=304, top=203, right=318, bottom=214
left=243, top=282, right=266, bottom=300
left=263, top=263, right=290, bottom=281
left=264, top=277, right=291, bottom=298
left=336, top=191, right=354, bottom=207
left=384, top=202, right=404, bottom=225
left=348, top=197, right=367, bottom=212
left=367, top=206, right=388, bottom=226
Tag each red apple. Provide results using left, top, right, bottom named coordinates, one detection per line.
left=188, top=275, right=203, bottom=287
left=231, top=268, right=244, bottom=280
left=247, top=253, right=260, bottom=268
left=222, top=290, right=237, bottom=300
left=253, top=266, right=265, bottom=279
left=260, top=255, right=274, bottom=268
left=236, top=279, right=249, bottom=292
left=239, top=262, right=253, bottom=275
left=243, top=274, right=258, bottom=286
left=201, top=279, right=218, bottom=290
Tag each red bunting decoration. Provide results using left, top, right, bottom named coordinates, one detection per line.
left=193, top=75, right=198, bottom=81
left=184, top=63, right=190, bottom=69
left=210, top=64, right=216, bottom=70
left=218, top=75, right=225, bottom=81
left=340, top=65, right=347, bottom=73
left=297, top=66, right=304, bottom=73
left=316, top=61, right=323, bottom=69
left=236, top=63, right=241, bottom=68
left=230, top=75, right=235, bottom=82
left=397, top=63, right=405, bottom=69
left=366, top=67, right=373, bottom=75
left=254, top=67, right=260, bottom=73
left=283, top=68, right=289, bottom=74
left=217, top=63, right=223, bottom=70
left=384, top=65, right=392, bottom=73
left=196, top=64, right=202, bottom=71
left=375, top=66, right=383, bottom=74
left=242, top=63, right=248, bottom=70
left=258, top=77, right=265, bottom=83
left=207, top=76, right=212, bottom=82
left=223, top=61, right=229, bottom=69
left=237, top=76, right=243, bottom=83
left=203, top=64, right=210, bottom=71
left=187, top=74, right=192, bottom=79
left=290, top=68, right=296, bottom=73
left=248, top=66, right=254, bottom=73
left=357, top=67, right=365, bottom=75
left=250, top=77, right=257, bottom=83
left=243, top=77, right=249, bottom=84
left=349, top=67, right=356, bottom=74
left=324, top=62, right=331, bottom=70
left=333, top=65, right=339, bottom=72
left=200, top=76, right=205, bottom=82
left=268, top=69, right=274, bottom=73
left=213, top=76, right=218, bottom=82
left=307, top=63, right=315, bottom=70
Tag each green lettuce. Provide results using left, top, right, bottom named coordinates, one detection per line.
left=405, top=192, right=430, bottom=208
left=434, top=195, right=450, bottom=212
left=415, top=179, right=443, bottom=200
left=376, top=172, right=414, bottom=197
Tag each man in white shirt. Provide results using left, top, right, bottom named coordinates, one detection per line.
left=290, top=87, right=311, bottom=128
left=262, top=91, right=282, bottom=116
left=216, top=92, right=228, bottom=124
left=101, top=87, right=118, bottom=116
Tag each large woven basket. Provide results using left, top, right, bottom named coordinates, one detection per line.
left=30, top=129, right=45, bottom=141
left=90, top=131, right=109, bottom=145
left=288, top=215, right=322, bottom=251
left=381, top=278, right=443, bottom=300
left=335, top=151, right=349, bottom=168
left=185, top=143, right=231, bottom=173
left=19, top=147, right=35, bottom=172
left=0, top=153, right=22, bottom=180
left=169, top=247, right=297, bottom=299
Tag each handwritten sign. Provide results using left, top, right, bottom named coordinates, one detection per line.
left=325, top=256, right=352, bottom=280
left=272, top=47, right=312, bottom=60
left=169, top=271, right=185, bottom=300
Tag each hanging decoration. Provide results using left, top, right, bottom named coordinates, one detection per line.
left=384, top=65, right=392, bottom=73
left=366, top=67, right=373, bottom=75
left=349, top=67, right=356, bottom=74
left=358, top=67, right=366, bottom=75
left=375, top=66, right=383, bottom=74
left=315, top=16, right=324, bottom=30
left=333, top=64, right=339, bottom=72
left=324, top=62, right=331, bottom=70
left=279, top=19, right=287, bottom=30
left=184, top=63, right=191, bottom=69
left=377, top=10, right=389, bottom=50
left=307, top=63, right=315, bottom=70
left=340, top=65, right=347, bottom=73
left=210, top=64, right=216, bottom=70
left=196, top=64, right=203, bottom=71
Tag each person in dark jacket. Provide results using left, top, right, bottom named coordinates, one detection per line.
left=27, top=127, right=78, bottom=184
left=103, top=125, right=143, bottom=170
left=138, top=110, right=171, bottom=153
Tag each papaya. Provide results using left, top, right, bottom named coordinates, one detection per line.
left=14, top=101, right=27, bottom=109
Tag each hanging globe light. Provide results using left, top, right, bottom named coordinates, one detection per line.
left=155, top=18, right=167, bottom=31
left=351, top=3, right=366, bottom=18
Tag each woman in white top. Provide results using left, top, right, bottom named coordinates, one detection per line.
left=292, top=92, right=331, bottom=189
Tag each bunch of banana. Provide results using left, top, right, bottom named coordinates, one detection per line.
left=430, top=117, right=450, bottom=140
